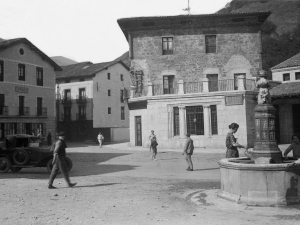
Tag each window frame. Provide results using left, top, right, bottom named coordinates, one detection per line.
left=0, top=60, right=4, bottom=82
left=120, top=74, right=124, bottom=81
left=108, top=89, right=111, bottom=96
left=107, top=73, right=110, bottom=80
left=18, top=64, right=26, bottom=81
left=205, top=35, right=217, bottom=54
left=162, top=37, right=173, bottom=55
left=186, top=106, right=204, bottom=135
left=163, top=75, right=175, bottom=94
left=295, top=72, right=300, bottom=80
left=36, top=67, right=43, bottom=86
left=108, top=107, right=111, bottom=114
left=121, top=106, right=125, bottom=120
left=173, top=107, right=180, bottom=136
left=210, top=105, right=218, bottom=135
left=283, top=73, right=290, bottom=81
left=37, top=97, right=43, bottom=116
left=120, top=89, right=124, bottom=102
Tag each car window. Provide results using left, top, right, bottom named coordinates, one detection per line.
left=29, top=137, right=42, bottom=148
left=16, top=138, right=29, bottom=147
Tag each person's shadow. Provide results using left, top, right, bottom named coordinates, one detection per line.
left=73, top=183, right=119, bottom=188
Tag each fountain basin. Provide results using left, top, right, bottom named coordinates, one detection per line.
left=218, top=157, right=300, bottom=206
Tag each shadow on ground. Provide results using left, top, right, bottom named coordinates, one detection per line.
left=0, top=152, right=137, bottom=179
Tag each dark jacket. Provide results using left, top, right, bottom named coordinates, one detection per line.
left=183, top=137, right=194, bottom=155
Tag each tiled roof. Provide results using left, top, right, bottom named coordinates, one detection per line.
left=270, top=82, right=300, bottom=97
left=56, top=60, right=129, bottom=80
left=271, top=52, right=300, bottom=70
left=0, top=38, right=62, bottom=71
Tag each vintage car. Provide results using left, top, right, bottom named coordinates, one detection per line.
left=0, top=134, right=72, bottom=173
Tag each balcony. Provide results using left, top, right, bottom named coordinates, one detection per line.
left=76, top=113, right=86, bottom=121
left=76, top=95, right=87, bottom=104
left=37, top=107, right=47, bottom=117
left=18, top=107, right=30, bottom=116
left=0, top=106, right=8, bottom=116
left=61, top=113, right=71, bottom=121
left=127, top=77, right=257, bottom=99
left=61, top=96, right=72, bottom=105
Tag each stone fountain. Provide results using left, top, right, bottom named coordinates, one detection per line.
left=218, top=70, right=300, bottom=206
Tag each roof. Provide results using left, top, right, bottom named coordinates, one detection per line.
left=270, top=82, right=300, bottom=97
left=271, top=52, right=300, bottom=70
left=117, top=11, right=271, bottom=39
left=56, top=60, right=130, bottom=80
left=0, top=38, right=62, bottom=71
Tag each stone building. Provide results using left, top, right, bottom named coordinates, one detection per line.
left=270, top=52, right=300, bottom=144
left=0, top=38, right=61, bottom=139
left=117, top=12, right=271, bottom=149
left=56, top=61, right=131, bottom=142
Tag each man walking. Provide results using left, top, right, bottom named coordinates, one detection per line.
left=48, top=131, right=76, bottom=189
left=182, top=133, right=194, bottom=171
left=97, top=132, right=104, bottom=148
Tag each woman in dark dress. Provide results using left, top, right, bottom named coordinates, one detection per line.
left=226, top=123, right=246, bottom=158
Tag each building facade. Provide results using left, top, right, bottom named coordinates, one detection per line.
left=270, top=52, right=300, bottom=144
left=0, top=38, right=61, bottom=140
left=118, top=12, right=270, bottom=149
left=56, top=61, right=131, bottom=142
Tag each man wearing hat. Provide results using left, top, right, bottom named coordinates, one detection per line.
left=48, top=131, right=76, bottom=189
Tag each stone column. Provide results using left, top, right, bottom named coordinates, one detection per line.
left=237, top=75, right=246, bottom=91
left=203, top=105, right=212, bottom=137
left=147, top=81, right=153, bottom=97
left=177, top=80, right=184, bottom=95
left=179, top=106, right=186, bottom=138
left=130, top=86, right=135, bottom=98
left=203, top=77, right=209, bottom=93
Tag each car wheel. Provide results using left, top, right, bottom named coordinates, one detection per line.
left=12, top=149, right=29, bottom=165
left=10, top=167, right=22, bottom=173
left=65, top=157, right=73, bottom=172
left=0, top=157, right=11, bottom=173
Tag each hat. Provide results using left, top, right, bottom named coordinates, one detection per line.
left=58, top=131, right=66, bottom=136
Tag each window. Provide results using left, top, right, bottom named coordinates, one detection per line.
left=79, top=88, right=86, bottom=99
left=63, top=107, right=71, bottom=121
left=205, top=35, right=216, bottom=53
left=283, top=73, right=290, bottom=81
left=120, top=90, right=124, bottom=102
left=162, top=37, right=173, bottom=55
left=37, top=97, right=43, bottom=116
left=0, top=61, right=3, bottom=82
left=173, top=107, right=180, bottom=136
left=107, top=73, right=110, bottom=80
left=120, top=74, right=124, bottom=81
left=19, top=96, right=25, bottom=115
left=186, top=106, right=204, bottom=135
left=36, top=67, right=43, bottom=86
left=234, top=73, right=246, bottom=90
left=296, top=72, right=300, bottom=80
left=18, top=64, right=25, bottom=81
left=108, top=107, right=111, bottom=114
left=207, top=74, right=218, bottom=92
left=78, top=106, right=86, bottom=120
left=65, top=80, right=70, bottom=83
left=163, top=75, right=175, bottom=94
left=211, top=105, right=218, bottom=135
left=121, top=106, right=125, bottom=120
left=108, top=90, right=111, bottom=96
left=0, top=94, right=5, bottom=115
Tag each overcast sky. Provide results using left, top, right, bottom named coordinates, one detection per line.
left=0, top=0, right=230, bottom=63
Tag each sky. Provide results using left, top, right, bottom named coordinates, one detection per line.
left=0, top=0, right=230, bottom=63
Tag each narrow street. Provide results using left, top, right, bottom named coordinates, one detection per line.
left=1, top=143, right=299, bottom=225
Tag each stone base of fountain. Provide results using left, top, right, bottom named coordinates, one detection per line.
left=218, top=157, right=300, bottom=206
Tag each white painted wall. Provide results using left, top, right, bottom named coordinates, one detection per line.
left=272, top=66, right=300, bottom=82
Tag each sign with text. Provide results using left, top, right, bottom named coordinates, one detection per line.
left=225, top=95, right=243, bottom=106
left=15, top=86, right=28, bottom=93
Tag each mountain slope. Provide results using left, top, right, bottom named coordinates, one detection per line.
left=217, top=0, right=300, bottom=34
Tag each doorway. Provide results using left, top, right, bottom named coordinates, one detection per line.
left=135, top=116, right=142, bottom=146
left=207, top=74, right=218, bottom=92
left=293, top=104, right=300, bottom=134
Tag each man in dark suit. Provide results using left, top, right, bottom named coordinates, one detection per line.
left=182, top=133, right=194, bottom=171
left=48, top=131, right=76, bottom=189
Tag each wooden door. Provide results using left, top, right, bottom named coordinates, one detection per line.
left=135, top=116, right=142, bottom=146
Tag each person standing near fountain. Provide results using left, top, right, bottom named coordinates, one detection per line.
left=283, top=133, right=300, bottom=159
left=226, top=123, right=246, bottom=158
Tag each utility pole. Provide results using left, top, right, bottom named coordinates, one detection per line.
left=183, top=0, right=191, bottom=15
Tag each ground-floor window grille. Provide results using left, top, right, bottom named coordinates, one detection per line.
left=173, top=107, right=179, bottom=136
left=211, top=105, right=218, bottom=135
left=22, top=123, right=46, bottom=136
left=4, top=123, right=18, bottom=136
left=186, top=106, right=204, bottom=135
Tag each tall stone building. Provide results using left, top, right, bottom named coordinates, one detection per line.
left=0, top=38, right=61, bottom=139
left=118, top=12, right=270, bottom=149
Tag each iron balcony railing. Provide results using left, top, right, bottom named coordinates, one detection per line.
left=76, top=95, right=87, bottom=104
left=184, top=82, right=203, bottom=94
left=76, top=113, right=86, bottom=120
left=37, top=107, right=47, bottom=116
left=0, top=106, right=8, bottom=116
left=61, top=96, right=72, bottom=105
left=19, top=107, right=30, bottom=116
left=61, top=113, right=71, bottom=121
left=152, top=84, right=178, bottom=96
